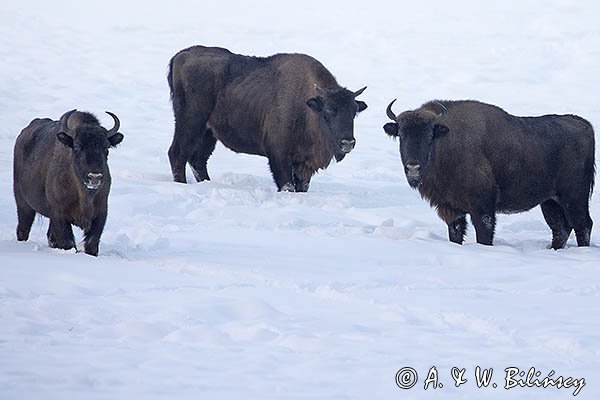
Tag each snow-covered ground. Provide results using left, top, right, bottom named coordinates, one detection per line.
left=1, top=1, right=599, bottom=398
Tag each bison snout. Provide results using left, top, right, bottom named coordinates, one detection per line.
left=405, top=163, right=421, bottom=177
left=405, top=163, right=422, bottom=188
left=85, top=172, right=103, bottom=190
left=340, top=139, right=356, bottom=153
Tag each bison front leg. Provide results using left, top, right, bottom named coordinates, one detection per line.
left=437, top=206, right=467, bottom=244
left=294, top=178, right=310, bottom=193
left=47, top=219, right=76, bottom=251
left=268, top=155, right=295, bottom=192
left=448, top=215, right=468, bottom=244
left=470, top=212, right=496, bottom=246
left=292, top=163, right=312, bottom=192
left=83, top=213, right=107, bottom=256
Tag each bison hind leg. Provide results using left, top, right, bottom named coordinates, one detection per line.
left=15, top=199, right=36, bottom=242
left=47, top=220, right=76, bottom=251
left=189, top=128, right=217, bottom=182
left=575, top=227, right=592, bottom=247
left=168, top=141, right=188, bottom=183
left=565, top=199, right=593, bottom=247
left=550, top=193, right=592, bottom=248
left=541, top=199, right=572, bottom=249
left=565, top=204, right=592, bottom=247
left=168, top=112, right=211, bottom=184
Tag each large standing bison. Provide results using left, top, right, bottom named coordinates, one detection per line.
left=13, top=110, right=124, bottom=256
left=383, top=99, right=595, bottom=249
left=167, top=45, right=368, bottom=192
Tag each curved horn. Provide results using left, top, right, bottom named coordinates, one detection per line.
left=354, top=86, right=367, bottom=97
left=386, top=99, right=398, bottom=121
left=432, top=101, right=448, bottom=116
left=105, top=111, right=120, bottom=136
left=59, top=109, right=78, bottom=132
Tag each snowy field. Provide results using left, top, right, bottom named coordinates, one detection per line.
left=1, top=0, right=599, bottom=398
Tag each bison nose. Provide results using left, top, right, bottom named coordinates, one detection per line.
left=405, top=163, right=421, bottom=177
left=340, top=139, right=356, bottom=153
left=85, top=172, right=103, bottom=190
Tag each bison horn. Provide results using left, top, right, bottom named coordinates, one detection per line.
left=386, top=99, right=398, bottom=121
left=105, top=111, right=120, bottom=136
left=432, top=101, right=448, bottom=116
left=354, top=86, right=367, bottom=97
left=60, top=109, right=78, bottom=132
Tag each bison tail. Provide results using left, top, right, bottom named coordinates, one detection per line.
left=590, top=155, right=596, bottom=200
left=167, top=56, right=175, bottom=102
left=584, top=131, right=596, bottom=201
left=588, top=123, right=595, bottom=199
left=576, top=116, right=596, bottom=200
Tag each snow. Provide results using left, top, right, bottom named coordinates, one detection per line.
left=1, top=0, right=599, bottom=398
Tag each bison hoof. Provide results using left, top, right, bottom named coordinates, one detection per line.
left=191, top=168, right=210, bottom=183
left=48, top=236, right=76, bottom=251
left=294, top=180, right=310, bottom=192
left=49, top=242, right=76, bottom=251
left=16, top=231, right=29, bottom=241
left=280, top=183, right=295, bottom=192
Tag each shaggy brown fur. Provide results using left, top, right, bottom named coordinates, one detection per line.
left=384, top=99, right=595, bottom=249
left=13, top=110, right=124, bottom=256
left=167, top=45, right=368, bottom=191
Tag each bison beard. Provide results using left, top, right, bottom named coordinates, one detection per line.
left=384, top=99, right=595, bottom=249
left=166, top=45, right=367, bottom=191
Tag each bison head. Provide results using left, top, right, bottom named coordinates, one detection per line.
left=307, top=85, right=367, bottom=161
left=383, top=100, right=449, bottom=188
left=56, top=110, right=124, bottom=191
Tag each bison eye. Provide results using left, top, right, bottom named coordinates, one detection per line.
left=324, top=107, right=336, bottom=120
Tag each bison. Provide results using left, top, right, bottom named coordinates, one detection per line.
left=13, top=110, right=124, bottom=256
left=167, top=45, right=368, bottom=192
left=383, top=99, right=595, bottom=249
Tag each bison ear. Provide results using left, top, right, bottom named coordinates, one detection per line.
left=56, top=132, right=74, bottom=148
left=433, top=123, right=449, bottom=137
left=383, top=122, right=399, bottom=137
left=356, top=100, right=368, bottom=113
left=306, top=97, right=323, bottom=113
left=108, top=133, right=124, bottom=147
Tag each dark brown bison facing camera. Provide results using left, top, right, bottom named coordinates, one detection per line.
left=167, top=45, right=368, bottom=192
left=383, top=99, right=595, bottom=249
left=13, top=110, right=124, bottom=256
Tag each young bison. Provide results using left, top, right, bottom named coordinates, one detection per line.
left=14, top=110, right=124, bottom=256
